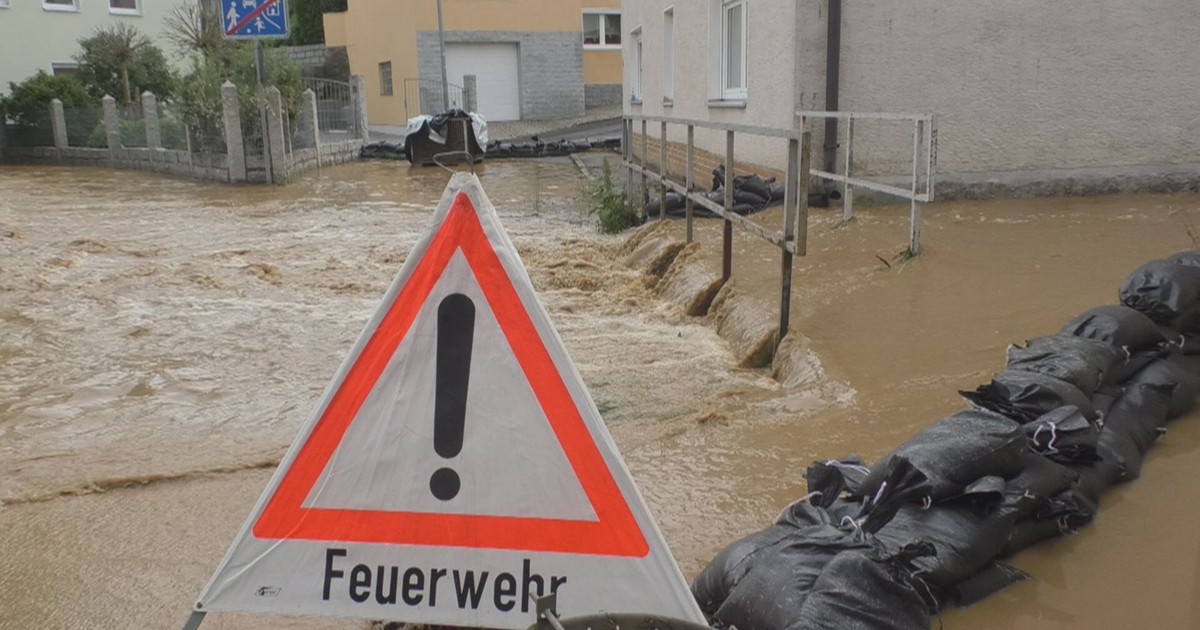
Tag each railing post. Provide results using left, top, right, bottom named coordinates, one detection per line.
left=463, top=74, right=477, bottom=112
left=221, top=81, right=246, bottom=183
left=910, top=118, right=923, bottom=255
left=843, top=116, right=854, bottom=222
left=658, top=121, right=667, bottom=220
left=797, top=130, right=811, bottom=256
left=722, top=130, right=734, bottom=282
left=142, top=91, right=161, bottom=159
left=102, top=95, right=120, bottom=163
left=640, top=119, right=649, bottom=210
left=50, top=98, right=67, bottom=161
left=779, top=135, right=800, bottom=345
left=685, top=124, right=694, bottom=243
left=927, top=114, right=938, bottom=203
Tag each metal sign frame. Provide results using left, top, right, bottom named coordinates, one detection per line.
left=221, top=0, right=290, bottom=40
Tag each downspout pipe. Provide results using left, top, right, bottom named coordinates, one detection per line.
left=823, top=0, right=842, bottom=176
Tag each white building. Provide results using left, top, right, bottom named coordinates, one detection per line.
left=621, top=0, right=1200, bottom=198
left=0, top=0, right=176, bottom=93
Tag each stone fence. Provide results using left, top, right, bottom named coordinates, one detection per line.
left=0, top=76, right=368, bottom=185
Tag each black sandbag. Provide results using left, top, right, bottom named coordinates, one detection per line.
left=1119, top=260, right=1200, bottom=324
left=856, top=410, right=1026, bottom=505
left=874, top=485, right=1020, bottom=589
left=1001, top=490, right=1097, bottom=556
left=691, top=524, right=796, bottom=616
left=961, top=370, right=1097, bottom=424
left=734, top=174, right=773, bottom=202
left=1006, top=335, right=1124, bottom=395
left=1003, top=451, right=1080, bottom=519
left=805, top=455, right=871, bottom=504
left=732, top=188, right=769, bottom=208
left=946, top=562, right=1030, bottom=607
left=767, top=181, right=786, bottom=201
left=1169, top=250, right=1200, bottom=268
left=789, top=547, right=934, bottom=630
left=1123, top=355, right=1200, bottom=419
left=1061, top=304, right=1167, bottom=351
left=1068, top=449, right=1127, bottom=508
left=643, top=192, right=685, bottom=217
left=1103, top=382, right=1174, bottom=456
left=1023, top=406, right=1099, bottom=463
left=710, top=521, right=869, bottom=630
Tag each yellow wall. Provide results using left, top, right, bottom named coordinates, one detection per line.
left=324, top=0, right=621, bottom=126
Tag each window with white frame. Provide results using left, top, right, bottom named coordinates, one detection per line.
left=51, top=63, right=80, bottom=76
left=0, top=0, right=10, bottom=9
left=109, top=0, right=141, bottom=15
left=662, top=8, right=674, bottom=102
left=709, top=0, right=747, bottom=101
left=631, top=27, right=643, bottom=103
left=379, top=61, right=393, bottom=96
left=43, top=0, right=79, bottom=11
left=583, top=11, right=621, bottom=49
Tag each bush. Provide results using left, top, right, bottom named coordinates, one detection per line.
left=177, top=44, right=304, bottom=148
left=586, top=159, right=638, bottom=234
left=76, top=24, right=177, bottom=104
left=1, top=71, right=93, bottom=125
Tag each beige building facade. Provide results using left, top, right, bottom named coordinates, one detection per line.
left=622, top=0, right=1200, bottom=197
left=325, top=0, right=623, bottom=126
left=0, top=0, right=177, bottom=95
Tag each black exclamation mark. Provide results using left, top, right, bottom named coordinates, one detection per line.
left=430, top=292, right=474, bottom=501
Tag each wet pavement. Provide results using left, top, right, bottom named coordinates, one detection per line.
left=2, top=159, right=1200, bottom=629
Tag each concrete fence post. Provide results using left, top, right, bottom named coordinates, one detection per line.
left=463, top=74, right=477, bottom=113
left=101, top=95, right=120, bottom=162
left=300, top=88, right=321, bottom=171
left=0, top=105, right=8, bottom=162
left=265, top=86, right=288, bottom=183
left=220, top=81, right=246, bottom=183
left=141, top=91, right=161, bottom=158
left=50, top=98, right=67, bottom=160
left=350, top=74, right=368, bottom=140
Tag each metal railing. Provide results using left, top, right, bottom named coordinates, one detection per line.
left=402, top=78, right=465, bottom=120
left=622, top=114, right=812, bottom=344
left=303, top=77, right=357, bottom=140
left=796, top=110, right=937, bottom=254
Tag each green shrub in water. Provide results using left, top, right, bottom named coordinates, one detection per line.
left=586, top=159, right=638, bottom=234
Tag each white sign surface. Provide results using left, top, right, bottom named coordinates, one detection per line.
left=195, top=173, right=705, bottom=628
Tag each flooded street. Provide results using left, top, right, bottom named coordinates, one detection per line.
left=2, top=159, right=1200, bottom=629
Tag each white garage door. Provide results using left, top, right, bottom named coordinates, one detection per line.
left=445, top=43, right=520, bottom=122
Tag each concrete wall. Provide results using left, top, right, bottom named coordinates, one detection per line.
left=324, top=0, right=622, bottom=124
left=621, top=0, right=1200, bottom=198
left=0, top=0, right=177, bottom=92
left=283, top=44, right=348, bottom=76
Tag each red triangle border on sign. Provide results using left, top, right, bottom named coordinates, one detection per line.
left=251, top=193, right=650, bottom=558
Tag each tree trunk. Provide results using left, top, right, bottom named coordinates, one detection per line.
left=119, top=64, right=132, bottom=105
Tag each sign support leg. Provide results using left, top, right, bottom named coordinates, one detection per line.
left=180, top=610, right=206, bottom=630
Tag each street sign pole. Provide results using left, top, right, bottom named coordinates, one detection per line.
left=255, top=39, right=274, bottom=184
left=437, top=0, right=450, bottom=111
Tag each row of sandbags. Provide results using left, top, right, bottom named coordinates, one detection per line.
left=642, top=165, right=837, bottom=221
left=360, top=138, right=621, bottom=161
left=692, top=251, right=1200, bottom=630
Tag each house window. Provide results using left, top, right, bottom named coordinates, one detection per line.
left=583, top=11, right=621, bottom=49
left=631, top=27, right=643, bottom=103
left=662, top=8, right=674, bottom=103
left=0, top=1, right=10, bottom=9
left=721, top=0, right=747, bottom=99
left=51, top=63, right=81, bottom=76
left=379, top=61, right=393, bottom=96
left=109, top=0, right=140, bottom=15
left=43, top=0, right=79, bottom=11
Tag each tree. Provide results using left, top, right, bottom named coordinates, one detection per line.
left=0, top=71, right=93, bottom=124
left=76, top=24, right=177, bottom=104
left=286, top=0, right=349, bottom=45
left=163, top=0, right=235, bottom=68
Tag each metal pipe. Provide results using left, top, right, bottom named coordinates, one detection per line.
left=823, top=0, right=842, bottom=175
left=437, top=0, right=450, bottom=111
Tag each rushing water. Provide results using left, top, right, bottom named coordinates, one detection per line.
left=2, top=160, right=1200, bottom=629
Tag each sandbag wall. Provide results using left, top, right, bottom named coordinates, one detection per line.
left=692, top=251, right=1200, bottom=630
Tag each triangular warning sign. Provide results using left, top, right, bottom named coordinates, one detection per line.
left=195, top=174, right=705, bottom=628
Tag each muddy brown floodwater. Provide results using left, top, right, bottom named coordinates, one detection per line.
left=1, top=159, right=1200, bottom=630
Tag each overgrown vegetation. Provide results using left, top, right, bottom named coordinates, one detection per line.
left=586, top=159, right=638, bottom=234
left=1, top=72, right=92, bottom=124
left=287, top=0, right=349, bottom=45
left=76, top=23, right=177, bottom=105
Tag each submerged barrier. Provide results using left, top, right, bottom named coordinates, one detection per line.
left=693, top=251, right=1200, bottom=629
